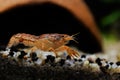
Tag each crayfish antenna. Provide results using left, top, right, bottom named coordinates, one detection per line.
left=71, top=32, right=80, bottom=37
left=72, top=37, right=79, bottom=44
left=71, top=32, right=80, bottom=44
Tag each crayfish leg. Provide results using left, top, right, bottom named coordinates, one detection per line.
left=55, top=45, right=80, bottom=59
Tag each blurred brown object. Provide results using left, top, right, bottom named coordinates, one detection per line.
left=0, top=0, right=103, bottom=53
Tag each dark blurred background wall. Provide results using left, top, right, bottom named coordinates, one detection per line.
left=85, top=0, right=120, bottom=35
left=1, top=0, right=119, bottom=53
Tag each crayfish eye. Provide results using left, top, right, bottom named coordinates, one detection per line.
left=61, top=35, right=65, bottom=38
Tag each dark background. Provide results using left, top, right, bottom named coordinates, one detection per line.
left=86, top=0, right=120, bottom=22
left=0, top=0, right=119, bottom=53
left=85, top=0, right=120, bottom=33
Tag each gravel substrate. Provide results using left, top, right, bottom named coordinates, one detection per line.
left=0, top=55, right=120, bottom=80
left=0, top=45, right=120, bottom=80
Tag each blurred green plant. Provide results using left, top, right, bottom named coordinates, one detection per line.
left=100, top=0, right=120, bottom=41
left=100, top=0, right=120, bottom=27
left=101, top=11, right=120, bottom=27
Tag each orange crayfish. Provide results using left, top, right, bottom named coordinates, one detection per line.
left=7, top=33, right=80, bottom=58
